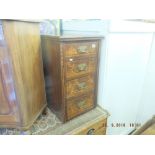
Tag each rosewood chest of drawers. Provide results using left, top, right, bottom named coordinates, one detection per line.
left=41, top=36, right=102, bottom=122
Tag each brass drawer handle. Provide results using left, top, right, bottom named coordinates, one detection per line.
left=77, top=82, right=87, bottom=90
left=76, top=63, right=87, bottom=72
left=77, top=46, right=88, bottom=53
left=77, top=100, right=86, bottom=109
left=87, top=128, right=95, bottom=135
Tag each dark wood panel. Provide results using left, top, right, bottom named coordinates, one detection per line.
left=67, top=94, right=94, bottom=120
left=41, top=36, right=64, bottom=121
left=62, top=41, right=98, bottom=57
left=65, top=57, right=96, bottom=79
left=66, top=74, right=95, bottom=99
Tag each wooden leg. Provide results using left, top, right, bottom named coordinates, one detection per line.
left=42, top=108, right=47, bottom=116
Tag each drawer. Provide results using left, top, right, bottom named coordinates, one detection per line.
left=67, top=94, right=94, bottom=120
left=75, top=118, right=107, bottom=135
left=65, top=57, right=96, bottom=79
left=66, top=75, right=95, bottom=99
left=62, top=41, right=98, bottom=57
left=94, top=127, right=106, bottom=135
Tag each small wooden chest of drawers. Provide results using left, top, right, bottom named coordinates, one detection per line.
left=41, top=36, right=102, bottom=122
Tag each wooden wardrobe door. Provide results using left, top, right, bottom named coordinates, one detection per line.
left=0, top=59, right=11, bottom=115
left=0, top=28, right=19, bottom=124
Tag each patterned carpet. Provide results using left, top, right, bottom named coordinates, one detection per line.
left=0, top=108, right=62, bottom=135
left=0, top=107, right=109, bottom=135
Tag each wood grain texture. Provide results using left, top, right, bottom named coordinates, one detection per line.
left=74, top=118, right=107, bottom=135
left=41, top=36, right=64, bottom=121
left=141, top=123, right=155, bottom=135
left=41, top=36, right=102, bottom=122
left=61, top=41, right=98, bottom=57
left=66, top=74, right=95, bottom=98
left=65, top=57, right=96, bottom=79
left=0, top=20, right=46, bottom=129
left=0, top=58, right=16, bottom=115
left=0, top=25, right=19, bottom=125
left=67, top=93, right=94, bottom=120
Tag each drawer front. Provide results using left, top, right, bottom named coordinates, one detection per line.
left=66, top=75, right=95, bottom=98
left=95, top=127, right=106, bottom=135
left=65, top=57, right=96, bottom=79
left=75, top=118, right=107, bottom=135
left=62, top=41, right=98, bottom=57
left=67, top=94, right=94, bottom=120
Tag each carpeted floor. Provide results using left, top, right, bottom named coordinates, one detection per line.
left=0, top=108, right=62, bottom=135
left=0, top=107, right=109, bottom=135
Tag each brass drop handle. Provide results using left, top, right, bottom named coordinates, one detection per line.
left=77, top=82, right=87, bottom=90
left=77, top=100, right=86, bottom=109
left=77, top=46, right=88, bottom=53
left=76, top=63, right=87, bottom=72
left=87, top=128, right=95, bottom=135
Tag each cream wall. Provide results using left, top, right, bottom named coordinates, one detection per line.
left=101, top=33, right=153, bottom=134
left=102, top=20, right=155, bottom=134
left=136, top=33, right=155, bottom=125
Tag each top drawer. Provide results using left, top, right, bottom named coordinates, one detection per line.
left=61, top=41, right=99, bottom=57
